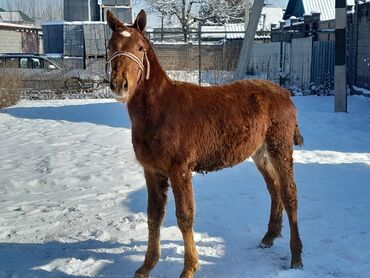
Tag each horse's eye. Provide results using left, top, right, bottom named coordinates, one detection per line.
left=139, top=47, right=144, bottom=51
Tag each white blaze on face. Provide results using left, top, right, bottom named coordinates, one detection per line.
left=120, top=30, right=131, bottom=37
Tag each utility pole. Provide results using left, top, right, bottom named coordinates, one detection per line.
left=234, top=0, right=265, bottom=80
left=334, top=0, right=347, bottom=112
left=244, top=0, right=250, bottom=31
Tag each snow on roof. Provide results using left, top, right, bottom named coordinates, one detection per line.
left=42, top=21, right=108, bottom=26
left=0, top=11, right=34, bottom=23
left=201, top=6, right=283, bottom=40
left=201, top=22, right=271, bottom=41
left=201, top=25, right=226, bottom=39
left=259, top=7, right=284, bottom=31
left=0, top=21, right=41, bottom=30
left=225, top=23, right=244, bottom=39
left=0, top=11, right=25, bottom=22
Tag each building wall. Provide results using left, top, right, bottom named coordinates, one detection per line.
left=83, top=24, right=107, bottom=57
left=64, top=0, right=100, bottom=21
left=0, top=29, right=22, bottom=52
left=102, top=7, right=132, bottom=23
left=21, top=32, right=39, bottom=53
left=43, top=24, right=64, bottom=54
left=64, top=24, right=84, bottom=57
left=356, top=3, right=370, bottom=89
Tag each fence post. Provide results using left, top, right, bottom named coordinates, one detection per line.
left=335, top=0, right=347, bottom=112
left=279, top=20, right=284, bottom=86
left=161, top=16, right=164, bottom=42
left=351, top=0, right=360, bottom=91
left=198, top=21, right=201, bottom=85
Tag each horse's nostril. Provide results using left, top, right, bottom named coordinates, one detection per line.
left=110, top=79, right=117, bottom=91
left=123, top=78, right=128, bottom=91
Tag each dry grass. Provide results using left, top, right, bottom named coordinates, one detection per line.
left=0, top=69, right=22, bottom=109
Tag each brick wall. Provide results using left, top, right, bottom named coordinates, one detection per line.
left=152, top=40, right=242, bottom=71
left=82, top=41, right=242, bottom=76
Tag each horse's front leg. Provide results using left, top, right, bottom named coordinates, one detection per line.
left=170, top=169, right=199, bottom=278
left=134, top=170, right=169, bottom=278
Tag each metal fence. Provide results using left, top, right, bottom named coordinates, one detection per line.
left=146, top=29, right=336, bottom=90
left=145, top=29, right=270, bottom=84
left=248, top=37, right=335, bottom=90
left=42, top=25, right=336, bottom=90
left=311, top=41, right=335, bottom=90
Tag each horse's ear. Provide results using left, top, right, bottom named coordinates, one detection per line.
left=134, top=9, right=147, bottom=32
left=107, top=10, right=124, bottom=31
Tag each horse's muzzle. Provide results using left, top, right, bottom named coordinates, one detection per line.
left=110, top=76, right=128, bottom=96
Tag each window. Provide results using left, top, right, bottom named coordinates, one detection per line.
left=44, top=60, right=56, bottom=69
left=20, top=58, right=28, bottom=68
left=30, top=58, right=42, bottom=69
left=4, top=58, right=19, bottom=68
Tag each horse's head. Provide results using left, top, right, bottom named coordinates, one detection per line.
left=107, top=9, right=149, bottom=102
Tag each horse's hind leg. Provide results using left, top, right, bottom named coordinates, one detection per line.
left=252, top=144, right=284, bottom=248
left=267, top=142, right=303, bottom=269
left=135, top=170, right=169, bottom=278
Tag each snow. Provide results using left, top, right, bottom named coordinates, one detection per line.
left=42, top=21, right=108, bottom=26
left=0, top=22, right=40, bottom=30
left=1, top=95, right=370, bottom=277
left=353, top=85, right=370, bottom=96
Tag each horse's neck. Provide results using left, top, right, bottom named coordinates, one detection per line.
left=127, top=48, right=171, bottom=124
left=145, top=48, right=171, bottom=93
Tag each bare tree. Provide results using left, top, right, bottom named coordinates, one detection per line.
left=200, top=0, right=247, bottom=24
left=149, top=0, right=250, bottom=41
left=2, top=0, right=63, bottom=25
left=148, top=0, right=198, bottom=41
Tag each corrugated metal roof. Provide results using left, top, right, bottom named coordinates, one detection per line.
left=224, top=23, right=271, bottom=40
left=225, top=23, right=244, bottom=39
left=302, top=0, right=354, bottom=21
left=200, top=7, right=283, bottom=40
left=201, top=25, right=226, bottom=39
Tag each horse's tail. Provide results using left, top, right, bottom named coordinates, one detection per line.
left=294, top=125, right=304, bottom=146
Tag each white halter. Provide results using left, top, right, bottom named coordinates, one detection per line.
left=106, top=49, right=150, bottom=82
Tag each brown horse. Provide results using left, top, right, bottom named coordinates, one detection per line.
left=106, top=10, right=303, bottom=278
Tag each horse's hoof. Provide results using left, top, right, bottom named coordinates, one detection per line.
left=259, top=240, right=273, bottom=248
left=291, top=261, right=303, bottom=269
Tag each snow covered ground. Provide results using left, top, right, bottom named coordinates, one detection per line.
left=0, top=96, right=370, bottom=278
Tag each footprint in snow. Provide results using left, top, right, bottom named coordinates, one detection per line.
left=35, top=156, right=51, bottom=174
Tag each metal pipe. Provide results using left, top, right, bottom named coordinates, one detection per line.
left=198, top=21, right=201, bottom=85
left=88, top=0, right=91, bottom=21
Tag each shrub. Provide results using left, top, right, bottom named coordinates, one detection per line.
left=0, top=69, right=22, bottom=109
